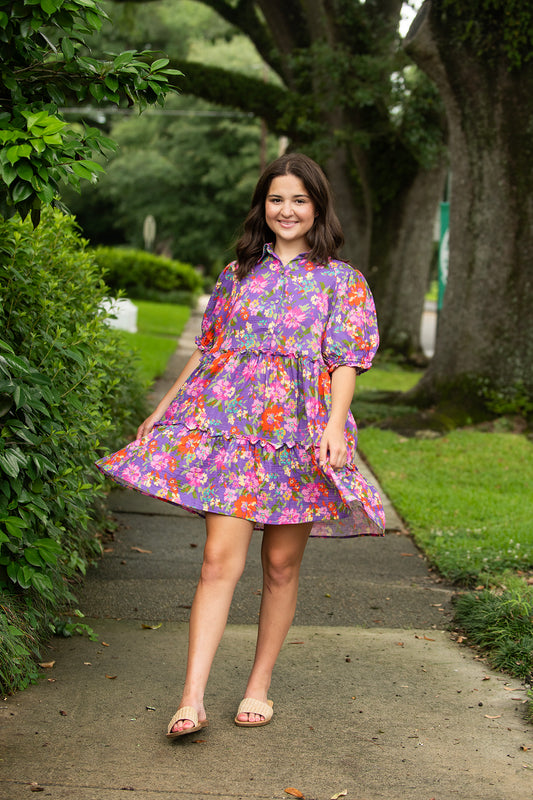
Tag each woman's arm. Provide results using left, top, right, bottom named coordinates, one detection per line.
left=318, top=365, right=356, bottom=469
left=136, top=348, right=202, bottom=439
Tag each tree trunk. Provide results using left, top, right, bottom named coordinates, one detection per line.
left=371, top=159, right=447, bottom=359
left=405, top=1, right=533, bottom=409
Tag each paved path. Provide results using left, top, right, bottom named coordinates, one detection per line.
left=1, top=302, right=531, bottom=800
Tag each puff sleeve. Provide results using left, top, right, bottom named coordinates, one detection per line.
left=322, top=265, right=379, bottom=373
left=195, top=262, right=237, bottom=353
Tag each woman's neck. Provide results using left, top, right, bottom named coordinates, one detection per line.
left=273, top=239, right=309, bottom=266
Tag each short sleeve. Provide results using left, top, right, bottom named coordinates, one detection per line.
left=195, top=262, right=237, bottom=353
left=322, top=265, right=379, bottom=373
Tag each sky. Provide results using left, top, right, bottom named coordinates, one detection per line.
left=399, top=0, right=423, bottom=37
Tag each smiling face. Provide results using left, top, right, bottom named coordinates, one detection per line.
left=264, top=173, right=316, bottom=258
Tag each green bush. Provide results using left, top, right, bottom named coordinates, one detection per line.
left=0, top=209, right=148, bottom=694
left=93, top=246, right=203, bottom=304
left=453, top=586, right=533, bottom=683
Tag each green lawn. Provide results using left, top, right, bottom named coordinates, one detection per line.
left=117, top=301, right=190, bottom=387
left=356, top=361, right=422, bottom=393
left=359, top=427, right=533, bottom=583
left=359, top=421, right=533, bottom=703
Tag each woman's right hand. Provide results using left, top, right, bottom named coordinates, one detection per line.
left=136, top=410, right=164, bottom=440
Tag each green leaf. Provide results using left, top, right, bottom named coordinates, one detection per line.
left=40, top=0, right=62, bottom=15
left=6, top=146, right=21, bottom=165
left=61, top=36, right=75, bottom=60
left=104, top=75, right=119, bottom=91
left=17, top=162, right=34, bottom=181
left=42, top=133, right=63, bottom=145
left=11, top=181, right=33, bottom=203
left=113, top=51, right=136, bottom=68
left=75, top=159, right=104, bottom=173
left=150, top=58, right=170, bottom=72
left=30, top=138, right=46, bottom=154
left=3, top=517, right=28, bottom=537
left=24, top=547, right=44, bottom=567
left=0, top=163, right=17, bottom=186
left=30, top=571, right=54, bottom=596
left=70, top=162, right=93, bottom=179
left=89, top=82, right=105, bottom=102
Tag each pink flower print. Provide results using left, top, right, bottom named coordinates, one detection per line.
left=302, top=483, right=321, bottom=503
left=312, top=319, right=323, bottom=338
left=150, top=453, right=172, bottom=470
left=213, top=297, right=226, bottom=315
left=187, top=378, right=209, bottom=398
left=242, top=359, right=259, bottom=380
left=187, top=467, right=208, bottom=488
left=278, top=508, right=302, bottom=523
left=248, top=275, right=269, bottom=294
left=122, top=464, right=142, bottom=483
left=313, top=292, right=329, bottom=313
left=212, top=379, right=235, bottom=400
left=214, top=451, right=227, bottom=470
left=285, top=306, right=307, bottom=329
left=251, top=397, right=264, bottom=416
left=266, top=380, right=287, bottom=403
left=305, top=397, right=320, bottom=416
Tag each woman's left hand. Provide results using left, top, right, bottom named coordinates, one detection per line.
left=319, top=422, right=347, bottom=470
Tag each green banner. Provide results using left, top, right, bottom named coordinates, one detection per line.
left=438, top=201, right=449, bottom=311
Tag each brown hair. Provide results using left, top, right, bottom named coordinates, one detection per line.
left=235, top=153, right=344, bottom=279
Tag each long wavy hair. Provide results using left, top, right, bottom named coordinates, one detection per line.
left=235, top=153, right=344, bottom=279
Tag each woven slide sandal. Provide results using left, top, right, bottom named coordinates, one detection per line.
left=166, top=706, right=209, bottom=739
left=234, top=697, right=274, bottom=727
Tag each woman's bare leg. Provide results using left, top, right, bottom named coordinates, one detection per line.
left=236, top=521, right=312, bottom=724
left=171, top=513, right=254, bottom=733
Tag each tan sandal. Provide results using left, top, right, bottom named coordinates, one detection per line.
left=234, top=698, right=273, bottom=727
left=166, top=706, right=209, bottom=739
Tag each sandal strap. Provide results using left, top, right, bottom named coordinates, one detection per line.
left=236, top=697, right=273, bottom=721
left=167, top=705, right=198, bottom=734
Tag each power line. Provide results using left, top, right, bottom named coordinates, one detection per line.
left=60, top=106, right=254, bottom=118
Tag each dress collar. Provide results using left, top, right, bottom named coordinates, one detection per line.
left=261, top=242, right=311, bottom=264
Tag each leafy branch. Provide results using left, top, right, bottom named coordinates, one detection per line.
left=0, top=0, right=183, bottom=220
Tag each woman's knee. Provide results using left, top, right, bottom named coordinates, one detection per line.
left=262, top=549, right=300, bottom=588
left=200, top=543, right=246, bottom=585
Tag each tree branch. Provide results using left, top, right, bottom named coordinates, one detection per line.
left=173, top=59, right=295, bottom=135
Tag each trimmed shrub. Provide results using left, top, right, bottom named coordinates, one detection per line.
left=0, top=209, right=147, bottom=694
left=93, top=246, right=203, bottom=304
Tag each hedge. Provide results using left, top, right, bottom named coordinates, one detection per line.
left=0, top=209, right=147, bottom=693
left=92, top=246, right=203, bottom=304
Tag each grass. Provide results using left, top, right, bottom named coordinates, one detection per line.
left=358, top=427, right=533, bottom=583
left=356, top=369, right=533, bottom=701
left=352, top=360, right=422, bottom=426
left=453, top=585, right=533, bottom=684
left=117, top=300, right=190, bottom=386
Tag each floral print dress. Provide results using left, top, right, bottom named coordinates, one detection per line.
left=96, top=245, right=385, bottom=537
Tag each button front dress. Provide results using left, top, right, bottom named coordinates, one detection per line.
left=96, top=246, right=385, bottom=537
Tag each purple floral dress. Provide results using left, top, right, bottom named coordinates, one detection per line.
left=96, top=245, right=385, bottom=537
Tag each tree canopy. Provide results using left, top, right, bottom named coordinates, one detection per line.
left=0, top=0, right=180, bottom=221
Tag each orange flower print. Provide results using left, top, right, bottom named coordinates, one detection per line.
left=234, top=493, right=257, bottom=517
left=177, top=431, right=203, bottom=454
left=260, top=404, right=284, bottom=432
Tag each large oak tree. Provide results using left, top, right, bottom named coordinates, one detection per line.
left=405, top=0, right=533, bottom=410
left=112, top=0, right=447, bottom=359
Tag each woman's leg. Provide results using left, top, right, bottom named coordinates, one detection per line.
left=171, top=513, right=254, bottom=733
left=236, top=521, right=312, bottom=724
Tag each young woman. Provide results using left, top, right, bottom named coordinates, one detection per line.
left=96, top=153, right=385, bottom=738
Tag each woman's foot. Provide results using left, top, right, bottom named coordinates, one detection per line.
left=167, top=702, right=208, bottom=738
left=234, top=697, right=273, bottom=727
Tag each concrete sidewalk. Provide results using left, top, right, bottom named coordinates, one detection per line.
left=0, top=303, right=531, bottom=800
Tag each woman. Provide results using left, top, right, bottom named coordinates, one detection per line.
left=96, top=153, right=385, bottom=738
